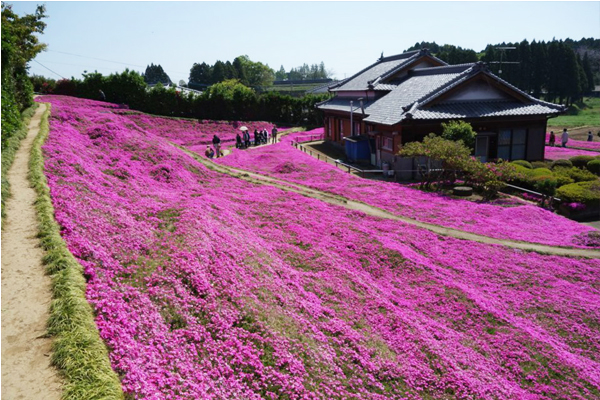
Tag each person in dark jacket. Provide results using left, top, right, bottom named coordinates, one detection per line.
left=212, top=134, right=221, bottom=157
left=243, top=130, right=250, bottom=148
left=236, top=133, right=243, bottom=149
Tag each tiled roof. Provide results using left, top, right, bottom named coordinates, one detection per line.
left=332, top=51, right=422, bottom=91
left=318, top=59, right=566, bottom=126
left=316, top=97, right=376, bottom=113
left=411, top=101, right=563, bottom=120
left=363, top=71, right=466, bottom=124
left=373, top=83, right=397, bottom=91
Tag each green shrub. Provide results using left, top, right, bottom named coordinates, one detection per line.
left=511, top=160, right=533, bottom=169
left=532, top=176, right=557, bottom=196
left=531, top=161, right=549, bottom=169
left=550, top=159, right=573, bottom=169
left=586, top=159, right=600, bottom=175
left=554, top=166, right=597, bottom=184
left=529, top=168, right=553, bottom=178
left=569, top=155, right=595, bottom=169
left=556, top=180, right=600, bottom=207
left=552, top=169, right=575, bottom=187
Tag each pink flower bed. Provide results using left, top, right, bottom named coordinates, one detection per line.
left=217, top=134, right=598, bottom=248
left=40, top=95, right=600, bottom=399
left=546, top=133, right=600, bottom=151
left=545, top=145, right=600, bottom=160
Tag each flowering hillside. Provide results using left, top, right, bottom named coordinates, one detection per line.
left=217, top=131, right=597, bottom=248
left=39, top=95, right=600, bottom=399
left=546, top=133, right=600, bottom=151
left=544, top=145, right=600, bottom=160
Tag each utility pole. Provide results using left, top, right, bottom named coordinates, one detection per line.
left=489, top=46, right=519, bottom=75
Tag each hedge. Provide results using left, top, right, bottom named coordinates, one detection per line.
left=569, top=155, right=596, bottom=169
left=511, top=160, right=533, bottom=169
left=550, top=159, right=573, bottom=169
left=587, top=159, right=600, bottom=175
left=556, top=180, right=600, bottom=207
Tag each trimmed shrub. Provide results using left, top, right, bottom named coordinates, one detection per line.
left=556, top=180, right=600, bottom=207
left=550, top=159, right=573, bottom=169
left=586, top=159, right=600, bottom=175
left=511, top=160, right=533, bottom=169
left=554, top=166, right=597, bottom=184
left=531, top=161, right=549, bottom=169
left=569, top=155, right=595, bottom=169
left=529, top=168, right=553, bottom=178
left=532, top=176, right=557, bottom=196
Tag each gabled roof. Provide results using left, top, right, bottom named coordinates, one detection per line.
left=319, top=61, right=565, bottom=126
left=330, top=49, right=447, bottom=92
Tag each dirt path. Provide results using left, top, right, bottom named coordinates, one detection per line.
left=1, top=103, right=63, bottom=399
left=181, top=148, right=600, bottom=259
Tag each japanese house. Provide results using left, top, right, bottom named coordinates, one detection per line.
left=317, top=49, right=565, bottom=169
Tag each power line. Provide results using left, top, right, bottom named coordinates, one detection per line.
left=47, top=49, right=190, bottom=76
left=32, top=59, right=65, bottom=79
left=48, top=50, right=147, bottom=69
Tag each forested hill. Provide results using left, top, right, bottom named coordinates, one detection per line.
left=406, top=38, right=599, bottom=106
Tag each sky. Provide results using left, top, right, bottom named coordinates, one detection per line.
left=8, top=1, right=600, bottom=84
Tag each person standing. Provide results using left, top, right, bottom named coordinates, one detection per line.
left=561, top=128, right=569, bottom=148
left=99, top=89, right=106, bottom=101
left=243, top=130, right=250, bottom=148
left=265, top=128, right=270, bottom=144
left=549, top=131, right=556, bottom=147
left=212, top=134, right=221, bottom=157
left=271, top=126, right=278, bottom=143
left=588, top=131, right=593, bottom=142
left=236, top=133, right=243, bottom=149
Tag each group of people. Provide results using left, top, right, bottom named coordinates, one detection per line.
left=236, top=127, right=278, bottom=149
left=548, top=128, right=597, bottom=147
left=205, top=126, right=279, bottom=158
left=206, top=134, right=222, bottom=159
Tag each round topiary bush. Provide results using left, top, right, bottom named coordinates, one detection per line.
left=531, top=161, right=549, bottom=169
left=529, top=168, right=554, bottom=178
left=556, top=180, right=600, bottom=208
left=511, top=160, right=533, bottom=169
left=569, top=155, right=595, bottom=169
left=550, top=159, right=573, bottom=169
left=587, top=159, right=600, bottom=176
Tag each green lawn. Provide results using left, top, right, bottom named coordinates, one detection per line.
left=549, top=97, right=600, bottom=129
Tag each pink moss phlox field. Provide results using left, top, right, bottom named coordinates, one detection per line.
left=40, top=96, right=600, bottom=399
left=546, top=133, right=600, bottom=152
left=218, top=133, right=597, bottom=248
left=545, top=146, right=600, bottom=160
left=105, top=102, right=274, bottom=154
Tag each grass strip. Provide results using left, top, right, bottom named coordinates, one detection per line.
left=1, top=103, right=39, bottom=222
left=29, top=103, right=125, bottom=400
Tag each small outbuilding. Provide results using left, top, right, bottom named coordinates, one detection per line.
left=317, top=49, right=565, bottom=168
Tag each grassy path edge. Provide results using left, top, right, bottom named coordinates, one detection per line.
left=29, top=103, right=124, bottom=400
left=2, top=102, right=39, bottom=222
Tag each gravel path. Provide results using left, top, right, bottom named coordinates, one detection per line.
left=1, top=103, right=63, bottom=399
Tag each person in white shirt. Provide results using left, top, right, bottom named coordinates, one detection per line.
left=561, top=129, right=569, bottom=148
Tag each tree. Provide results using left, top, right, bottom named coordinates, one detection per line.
left=189, top=62, right=212, bottom=85
left=212, top=60, right=227, bottom=84
left=1, top=3, right=47, bottom=150
left=399, top=134, right=515, bottom=199
left=233, top=55, right=275, bottom=87
left=582, top=53, right=595, bottom=92
left=440, top=120, right=476, bottom=151
left=275, top=65, right=287, bottom=80
left=143, top=63, right=171, bottom=85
